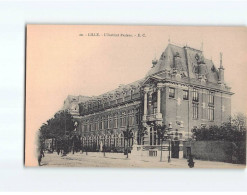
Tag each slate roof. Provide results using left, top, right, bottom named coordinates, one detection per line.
left=146, top=43, right=220, bottom=84
left=96, top=78, right=144, bottom=99
left=70, top=43, right=227, bottom=108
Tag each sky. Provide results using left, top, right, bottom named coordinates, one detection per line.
left=25, top=25, right=247, bottom=165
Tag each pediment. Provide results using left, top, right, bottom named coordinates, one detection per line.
left=142, top=76, right=162, bottom=87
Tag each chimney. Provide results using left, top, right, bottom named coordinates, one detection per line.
left=218, top=52, right=225, bottom=84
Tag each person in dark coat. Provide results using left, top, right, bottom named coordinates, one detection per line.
left=38, top=151, right=43, bottom=166
left=40, top=148, right=45, bottom=157
left=38, top=154, right=42, bottom=166
left=38, top=148, right=45, bottom=166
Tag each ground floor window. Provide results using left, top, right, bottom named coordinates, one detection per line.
left=150, top=128, right=152, bottom=145
left=192, top=103, right=198, bottom=119
left=150, top=127, right=159, bottom=146
left=208, top=106, right=214, bottom=121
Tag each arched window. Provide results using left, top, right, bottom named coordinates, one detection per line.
left=89, top=136, right=92, bottom=147
left=120, top=133, right=124, bottom=147
left=97, top=136, right=100, bottom=147
left=86, top=137, right=89, bottom=146
left=82, top=137, right=86, bottom=146
left=108, top=135, right=111, bottom=147
left=114, top=134, right=118, bottom=147
left=111, top=134, right=114, bottom=147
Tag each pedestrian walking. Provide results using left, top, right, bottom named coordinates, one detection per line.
left=38, top=149, right=44, bottom=166
left=40, top=148, right=45, bottom=157
left=188, top=154, right=195, bottom=168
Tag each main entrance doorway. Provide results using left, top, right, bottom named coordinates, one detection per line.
left=171, top=141, right=180, bottom=158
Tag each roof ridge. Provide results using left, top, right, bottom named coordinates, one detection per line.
left=89, top=78, right=144, bottom=99
left=169, top=42, right=203, bottom=53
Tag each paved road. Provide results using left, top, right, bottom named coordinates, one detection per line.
left=40, top=152, right=245, bottom=168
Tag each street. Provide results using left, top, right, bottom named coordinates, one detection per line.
left=40, top=151, right=246, bottom=168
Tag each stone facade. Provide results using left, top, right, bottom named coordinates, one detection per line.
left=63, top=43, right=233, bottom=152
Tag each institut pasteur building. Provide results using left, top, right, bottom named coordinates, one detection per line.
left=62, top=43, right=233, bottom=155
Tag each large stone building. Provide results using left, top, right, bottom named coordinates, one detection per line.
left=63, top=43, right=233, bottom=154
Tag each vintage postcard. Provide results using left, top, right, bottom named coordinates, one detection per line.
left=25, top=25, right=247, bottom=168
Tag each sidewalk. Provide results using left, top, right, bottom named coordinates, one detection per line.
left=41, top=151, right=246, bottom=168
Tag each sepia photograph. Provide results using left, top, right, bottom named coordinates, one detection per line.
left=25, top=25, right=247, bottom=168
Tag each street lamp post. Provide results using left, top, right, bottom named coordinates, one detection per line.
left=160, top=136, right=163, bottom=162
left=167, top=122, right=173, bottom=163
left=168, top=138, right=171, bottom=163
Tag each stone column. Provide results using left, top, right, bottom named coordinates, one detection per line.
left=148, top=92, right=153, bottom=115
left=156, top=83, right=163, bottom=122
left=142, top=87, right=150, bottom=146
left=143, top=87, right=149, bottom=121
left=157, top=83, right=162, bottom=114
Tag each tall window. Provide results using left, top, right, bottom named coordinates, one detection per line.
left=95, top=119, right=99, bottom=131
left=169, top=87, right=175, bottom=98
left=208, top=91, right=214, bottom=121
left=153, top=129, right=157, bottom=145
left=150, top=128, right=153, bottom=145
left=114, top=113, right=118, bottom=128
left=93, top=120, right=96, bottom=131
left=120, top=133, right=124, bottom=147
left=107, top=115, right=110, bottom=129
left=192, top=88, right=199, bottom=102
left=110, top=115, right=113, bottom=129
left=84, top=124, right=87, bottom=132
left=128, top=110, right=134, bottom=126
left=115, top=135, right=118, bottom=147
left=100, top=117, right=103, bottom=130
left=135, top=109, right=140, bottom=125
left=87, top=120, right=90, bottom=131
left=120, top=113, right=123, bottom=127
left=208, top=106, right=214, bottom=121
left=208, top=91, right=214, bottom=104
left=104, top=116, right=108, bottom=129
left=123, top=112, right=126, bottom=126
left=192, top=103, right=198, bottom=119
left=183, top=90, right=189, bottom=100
left=89, top=122, right=92, bottom=131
